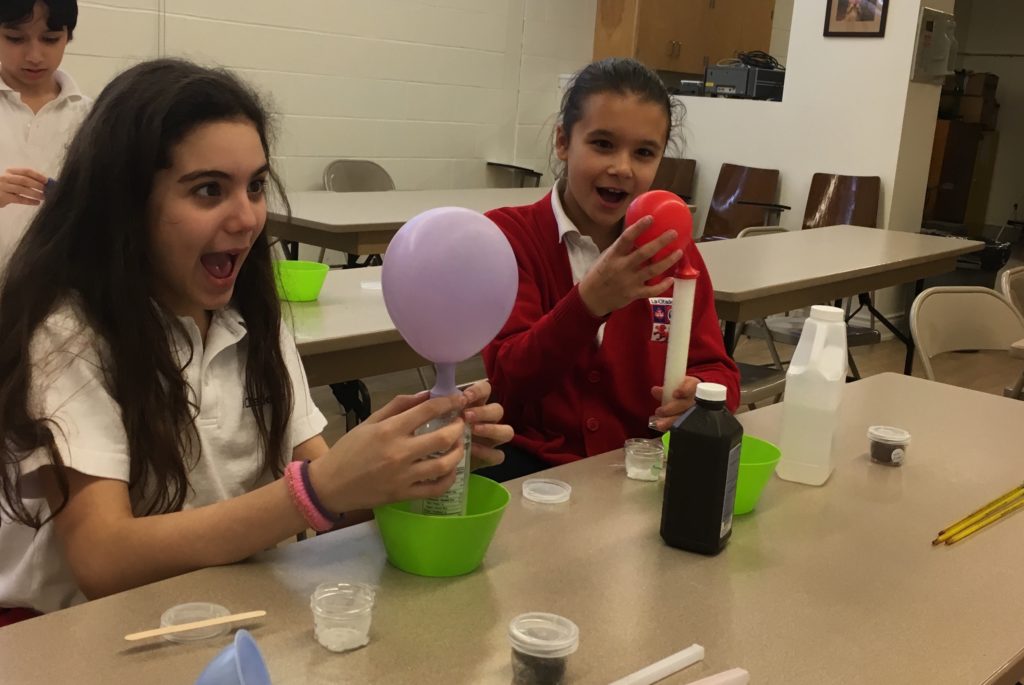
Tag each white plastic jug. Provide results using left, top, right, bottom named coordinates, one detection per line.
left=775, top=305, right=848, bottom=485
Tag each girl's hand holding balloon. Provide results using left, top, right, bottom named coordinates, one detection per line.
left=578, top=217, right=683, bottom=318
left=649, top=376, right=700, bottom=431
left=461, top=380, right=513, bottom=470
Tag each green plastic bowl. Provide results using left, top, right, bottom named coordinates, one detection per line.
left=273, top=260, right=328, bottom=302
left=373, top=475, right=510, bottom=577
left=662, top=433, right=781, bottom=515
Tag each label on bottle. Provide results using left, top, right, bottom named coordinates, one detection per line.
left=720, top=443, right=741, bottom=539
left=417, top=427, right=472, bottom=516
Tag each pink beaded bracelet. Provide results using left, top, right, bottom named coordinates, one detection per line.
left=285, top=461, right=334, bottom=533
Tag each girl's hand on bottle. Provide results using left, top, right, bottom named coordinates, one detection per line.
left=649, top=376, right=699, bottom=432
left=310, top=392, right=468, bottom=512
left=460, top=380, right=513, bottom=470
left=578, top=216, right=683, bottom=318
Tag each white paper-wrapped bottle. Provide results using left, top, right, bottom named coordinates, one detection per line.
left=775, top=305, right=848, bottom=486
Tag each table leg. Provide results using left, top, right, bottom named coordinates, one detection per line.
left=852, top=285, right=921, bottom=376
left=902, top=279, right=924, bottom=375
left=723, top=320, right=737, bottom=357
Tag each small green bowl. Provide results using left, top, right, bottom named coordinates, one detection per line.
left=273, top=260, right=328, bottom=302
left=662, top=433, right=781, bottom=515
left=373, top=475, right=510, bottom=577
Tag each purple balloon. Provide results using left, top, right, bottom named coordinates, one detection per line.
left=382, top=207, right=518, bottom=368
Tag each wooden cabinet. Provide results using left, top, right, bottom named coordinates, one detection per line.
left=634, top=0, right=706, bottom=74
left=594, top=0, right=775, bottom=76
left=924, top=120, right=998, bottom=237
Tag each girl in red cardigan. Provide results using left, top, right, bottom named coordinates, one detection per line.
left=479, top=58, right=739, bottom=480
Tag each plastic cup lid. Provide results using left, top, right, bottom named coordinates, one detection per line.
left=508, top=612, right=580, bottom=658
left=867, top=425, right=911, bottom=445
left=522, top=478, right=572, bottom=504
left=160, top=602, right=230, bottom=643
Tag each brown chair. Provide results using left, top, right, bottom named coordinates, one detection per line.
left=803, top=173, right=881, bottom=229
left=651, top=157, right=696, bottom=202
left=751, top=173, right=884, bottom=378
left=702, top=163, right=781, bottom=240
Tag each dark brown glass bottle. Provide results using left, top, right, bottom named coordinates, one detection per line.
left=660, top=382, right=743, bottom=556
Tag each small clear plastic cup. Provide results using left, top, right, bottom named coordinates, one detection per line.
left=310, top=582, right=375, bottom=652
left=507, top=612, right=579, bottom=685
left=624, top=438, right=663, bottom=481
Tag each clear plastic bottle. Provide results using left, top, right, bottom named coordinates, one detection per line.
left=775, top=305, right=848, bottom=486
left=408, top=410, right=472, bottom=516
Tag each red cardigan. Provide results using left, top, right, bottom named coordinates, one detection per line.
left=483, top=194, right=740, bottom=466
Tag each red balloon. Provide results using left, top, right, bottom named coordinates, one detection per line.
left=625, top=190, right=696, bottom=282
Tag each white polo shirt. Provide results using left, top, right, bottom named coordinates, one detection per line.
left=0, top=68, right=92, bottom=269
left=551, top=180, right=609, bottom=344
left=0, top=301, right=327, bottom=613
left=551, top=179, right=602, bottom=285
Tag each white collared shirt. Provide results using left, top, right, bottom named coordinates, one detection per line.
left=551, top=180, right=609, bottom=344
left=0, top=301, right=327, bottom=613
left=551, top=179, right=602, bottom=285
left=0, top=68, right=92, bottom=269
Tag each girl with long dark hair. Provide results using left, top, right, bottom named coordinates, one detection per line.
left=0, top=58, right=510, bottom=624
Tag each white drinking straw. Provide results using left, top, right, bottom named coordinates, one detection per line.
left=684, top=668, right=750, bottom=685
left=608, top=643, right=705, bottom=685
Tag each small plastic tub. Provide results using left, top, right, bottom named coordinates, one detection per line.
left=507, top=612, right=579, bottom=685
left=624, top=438, right=663, bottom=481
left=867, top=426, right=911, bottom=467
left=310, top=582, right=375, bottom=652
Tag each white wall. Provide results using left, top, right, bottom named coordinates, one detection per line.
left=61, top=0, right=597, bottom=192
left=956, top=0, right=1024, bottom=226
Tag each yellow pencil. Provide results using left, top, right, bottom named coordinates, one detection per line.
left=932, top=483, right=1024, bottom=545
left=945, top=496, right=1024, bottom=545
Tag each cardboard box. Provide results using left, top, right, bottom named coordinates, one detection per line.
left=959, top=95, right=999, bottom=130
left=965, top=131, right=999, bottom=239
left=963, top=72, right=998, bottom=96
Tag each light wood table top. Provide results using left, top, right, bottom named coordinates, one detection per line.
left=268, top=188, right=549, bottom=256
left=3, top=373, right=1023, bottom=684
left=698, top=225, right=984, bottom=321
left=285, top=267, right=425, bottom=387
left=1011, top=338, right=1024, bottom=360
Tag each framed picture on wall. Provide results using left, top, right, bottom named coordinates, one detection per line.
left=824, top=0, right=889, bottom=37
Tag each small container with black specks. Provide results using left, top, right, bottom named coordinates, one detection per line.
left=867, top=426, right=911, bottom=467
left=507, top=612, right=579, bottom=685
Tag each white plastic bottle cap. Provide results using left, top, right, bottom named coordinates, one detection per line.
left=810, top=305, right=844, bottom=322
left=695, top=382, right=728, bottom=403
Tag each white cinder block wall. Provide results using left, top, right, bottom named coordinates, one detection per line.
left=62, top=0, right=597, bottom=193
